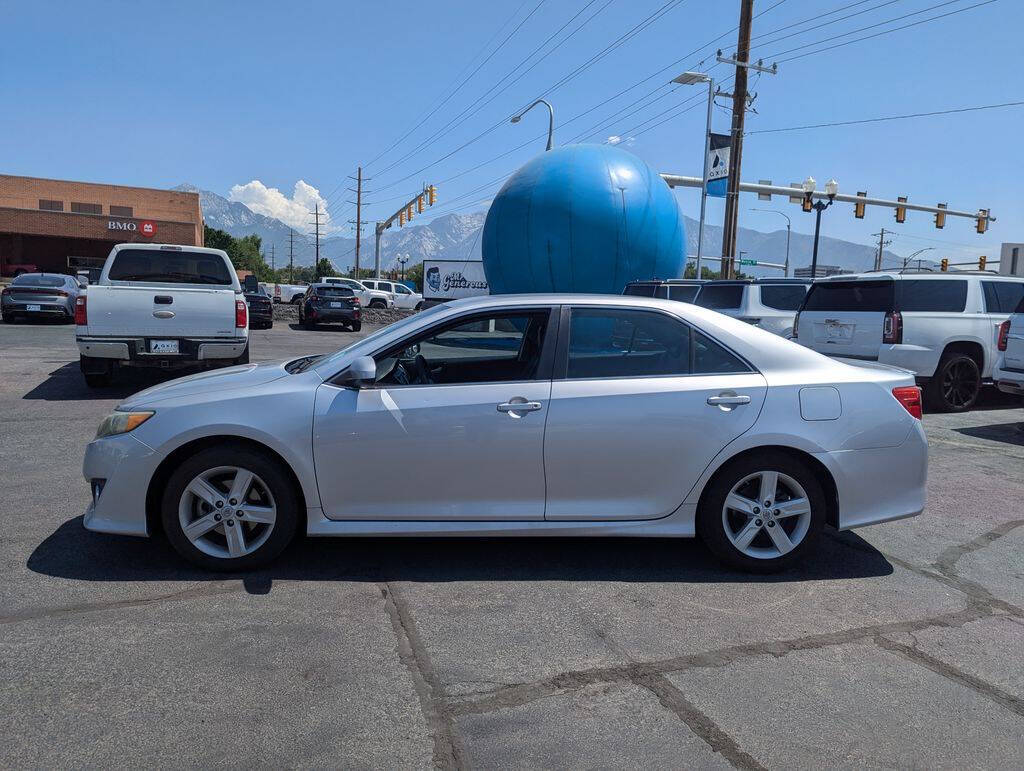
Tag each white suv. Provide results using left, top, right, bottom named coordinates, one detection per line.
left=321, top=277, right=393, bottom=309
left=362, top=279, right=424, bottom=310
left=795, top=271, right=1024, bottom=411
left=993, top=298, right=1024, bottom=398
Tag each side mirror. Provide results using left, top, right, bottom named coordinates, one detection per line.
left=343, top=355, right=377, bottom=389
left=77, top=278, right=89, bottom=288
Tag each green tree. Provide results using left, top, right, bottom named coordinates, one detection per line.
left=405, top=262, right=424, bottom=292
left=203, top=226, right=273, bottom=280
left=315, top=258, right=336, bottom=280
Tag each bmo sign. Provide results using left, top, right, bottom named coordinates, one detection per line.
left=107, top=219, right=157, bottom=237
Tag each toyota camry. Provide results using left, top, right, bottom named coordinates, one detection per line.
left=82, top=294, right=927, bottom=573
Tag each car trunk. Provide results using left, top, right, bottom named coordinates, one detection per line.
left=84, top=285, right=240, bottom=337
left=797, top=279, right=895, bottom=359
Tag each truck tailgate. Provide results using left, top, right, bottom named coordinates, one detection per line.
left=85, top=285, right=239, bottom=337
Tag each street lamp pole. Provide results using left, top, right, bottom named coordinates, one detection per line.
left=510, top=99, right=555, bottom=151
left=902, top=247, right=935, bottom=270
left=803, top=177, right=838, bottom=278
left=672, top=72, right=714, bottom=280
left=750, top=208, right=791, bottom=276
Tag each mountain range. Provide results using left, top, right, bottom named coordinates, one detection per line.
left=180, top=183, right=910, bottom=276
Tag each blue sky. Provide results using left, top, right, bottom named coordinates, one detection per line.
left=3, top=0, right=1019, bottom=265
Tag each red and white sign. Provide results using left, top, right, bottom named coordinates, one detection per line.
left=140, top=220, right=157, bottom=237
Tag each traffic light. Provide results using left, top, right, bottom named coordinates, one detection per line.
left=854, top=191, right=866, bottom=219
left=417, top=195, right=424, bottom=214
left=406, top=203, right=414, bottom=221
left=934, top=203, right=946, bottom=229
left=978, top=255, right=987, bottom=271
left=399, top=210, right=405, bottom=226
left=895, top=196, right=907, bottom=224
left=940, top=258, right=949, bottom=272
left=428, top=185, right=438, bottom=206
left=801, top=194, right=812, bottom=213
left=977, top=209, right=988, bottom=234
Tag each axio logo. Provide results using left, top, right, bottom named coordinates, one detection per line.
left=140, top=220, right=157, bottom=237
left=426, top=266, right=441, bottom=293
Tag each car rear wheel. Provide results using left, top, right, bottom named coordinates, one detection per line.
left=369, top=299, right=386, bottom=309
left=161, top=446, right=299, bottom=571
left=697, top=451, right=825, bottom=573
left=2, top=312, right=16, bottom=324
left=290, top=296, right=302, bottom=305
left=926, top=353, right=980, bottom=412
left=233, top=345, right=250, bottom=365
left=350, top=321, right=362, bottom=332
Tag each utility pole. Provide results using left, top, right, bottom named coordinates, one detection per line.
left=310, top=204, right=323, bottom=280
left=347, top=166, right=370, bottom=278
left=873, top=228, right=893, bottom=271
left=288, top=228, right=295, bottom=284
left=270, top=244, right=275, bottom=274
left=720, top=0, right=754, bottom=279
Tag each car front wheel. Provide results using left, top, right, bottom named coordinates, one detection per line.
left=697, top=451, right=825, bottom=573
left=161, top=445, right=299, bottom=571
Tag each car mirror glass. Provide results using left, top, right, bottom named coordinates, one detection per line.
left=343, top=355, right=377, bottom=388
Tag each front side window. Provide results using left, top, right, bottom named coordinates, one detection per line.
left=375, top=311, right=550, bottom=386
left=107, top=249, right=232, bottom=285
left=982, top=281, right=1024, bottom=313
left=695, top=284, right=743, bottom=310
left=759, top=284, right=808, bottom=311
left=395, top=284, right=412, bottom=295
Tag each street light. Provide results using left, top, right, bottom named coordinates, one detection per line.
left=902, top=247, right=935, bottom=271
left=803, top=177, right=838, bottom=278
left=750, top=208, right=791, bottom=276
left=510, top=99, right=555, bottom=151
left=672, top=71, right=714, bottom=280
left=397, top=254, right=410, bottom=281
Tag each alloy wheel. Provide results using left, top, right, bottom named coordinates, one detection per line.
left=178, top=465, right=277, bottom=559
left=941, top=360, right=978, bottom=409
left=721, top=470, right=812, bottom=560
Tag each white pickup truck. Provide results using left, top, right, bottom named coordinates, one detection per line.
left=76, top=243, right=249, bottom=387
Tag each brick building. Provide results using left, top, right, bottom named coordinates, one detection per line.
left=0, top=174, right=203, bottom=277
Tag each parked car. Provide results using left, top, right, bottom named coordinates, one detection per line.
left=244, top=283, right=274, bottom=330
left=297, top=283, right=362, bottom=330
left=1, top=272, right=83, bottom=323
left=75, top=243, right=249, bottom=388
left=794, top=271, right=1024, bottom=411
left=993, top=296, right=1024, bottom=398
left=0, top=259, right=40, bottom=278
left=265, top=282, right=308, bottom=304
left=320, top=277, right=394, bottom=309
left=623, top=279, right=704, bottom=303
left=361, top=279, right=424, bottom=310
left=82, top=293, right=927, bottom=573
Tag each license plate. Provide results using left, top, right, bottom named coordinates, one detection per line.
left=26, top=304, right=41, bottom=312
left=150, top=339, right=179, bottom=354
left=330, top=302, right=342, bottom=308
left=826, top=323, right=852, bottom=339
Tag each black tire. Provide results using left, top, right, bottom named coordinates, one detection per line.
left=2, top=312, right=16, bottom=324
left=414, top=302, right=424, bottom=311
left=925, top=353, right=980, bottom=412
left=302, top=317, right=316, bottom=330
left=696, top=451, right=826, bottom=574
left=369, top=299, right=386, bottom=309
left=290, top=296, right=302, bottom=305
left=350, top=321, right=362, bottom=332
left=266, top=319, right=273, bottom=329
left=234, top=345, right=250, bottom=365
left=80, top=355, right=113, bottom=388
left=161, top=444, right=299, bottom=571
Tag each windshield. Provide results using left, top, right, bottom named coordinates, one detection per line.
left=12, top=274, right=67, bottom=287
left=315, top=286, right=354, bottom=297
left=314, top=303, right=448, bottom=371
left=107, top=249, right=233, bottom=285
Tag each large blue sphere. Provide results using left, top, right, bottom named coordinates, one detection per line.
left=482, top=143, right=684, bottom=294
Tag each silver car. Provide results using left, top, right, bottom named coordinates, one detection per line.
left=82, top=294, right=928, bottom=572
left=1, top=272, right=82, bottom=323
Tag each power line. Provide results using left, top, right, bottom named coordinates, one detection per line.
left=746, top=100, right=1024, bottom=134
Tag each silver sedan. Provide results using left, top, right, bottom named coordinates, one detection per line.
left=82, top=294, right=928, bottom=572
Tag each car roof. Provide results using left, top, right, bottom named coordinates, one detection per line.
left=815, top=271, right=1024, bottom=282
left=310, top=281, right=353, bottom=288
left=109, top=242, right=230, bottom=258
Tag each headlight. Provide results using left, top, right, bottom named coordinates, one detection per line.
left=95, top=411, right=154, bottom=439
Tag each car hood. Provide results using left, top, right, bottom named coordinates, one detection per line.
left=119, top=360, right=301, bottom=408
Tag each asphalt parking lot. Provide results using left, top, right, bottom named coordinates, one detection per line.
left=2, top=320, right=1023, bottom=769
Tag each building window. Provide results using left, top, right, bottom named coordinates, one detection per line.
left=39, top=199, right=64, bottom=211
left=71, top=202, right=103, bottom=215
left=110, top=205, right=133, bottom=218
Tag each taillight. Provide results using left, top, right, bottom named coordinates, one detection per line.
left=997, top=320, right=1010, bottom=351
left=792, top=312, right=800, bottom=338
left=75, top=295, right=87, bottom=325
left=54, top=290, right=69, bottom=297
left=892, top=386, right=922, bottom=419
left=883, top=310, right=902, bottom=344
left=235, top=298, right=248, bottom=328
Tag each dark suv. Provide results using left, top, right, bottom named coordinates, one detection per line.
left=298, top=284, right=361, bottom=331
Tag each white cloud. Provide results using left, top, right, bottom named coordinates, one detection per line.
left=606, top=135, right=635, bottom=147
left=228, top=179, right=334, bottom=232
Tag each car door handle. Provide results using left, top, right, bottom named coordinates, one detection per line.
left=707, top=394, right=751, bottom=406
left=497, top=400, right=542, bottom=413
left=154, top=295, right=173, bottom=305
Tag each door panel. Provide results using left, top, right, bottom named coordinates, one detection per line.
left=544, top=373, right=767, bottom=520
left=313, top=382, right=550, bottom=520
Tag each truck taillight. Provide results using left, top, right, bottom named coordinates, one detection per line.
left=235, top=298, right=248, bottom=328
left=997, top=320, right=1010, bottom=351
left=75, top=295, right=87, bottom=325
left=892, top=386, right=922, bottom=420
left=883, top=310, right=902, bottom=344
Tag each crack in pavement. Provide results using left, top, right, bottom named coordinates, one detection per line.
left=0, top=582, right=240, bottom=624
left=935, top=519, right=1024, bottom=577
left=379, top=582, right=465, bottom=770
left=634, top=672, right=768, bottom=771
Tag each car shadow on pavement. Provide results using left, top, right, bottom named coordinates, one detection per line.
left=23, top=362, right=191, bottom=401
left=28, top=517, right=893, bottom=594
left=955, top=422, right=1024, bottom=446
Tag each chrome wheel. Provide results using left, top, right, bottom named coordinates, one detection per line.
left=721, top=470, right=811, bottom=560
left=178, top=465, right=277, bottom=559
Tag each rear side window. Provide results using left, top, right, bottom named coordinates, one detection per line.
left=654, top=285, right=668, bottom=299
left=759, top=284, right=808, bottom=311
left=108, top=249, right=233, bottom=285
left=669, top=285, right=700, bottom=303
left=982, top=281, right=1024, bottom=313
left=802, top=280, right=895, bottom=312
left=897, top=280, right=967, bottom=312
left=695, top=285, right=743, bottom=310
left=623, top=283, right=658, bottom=297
